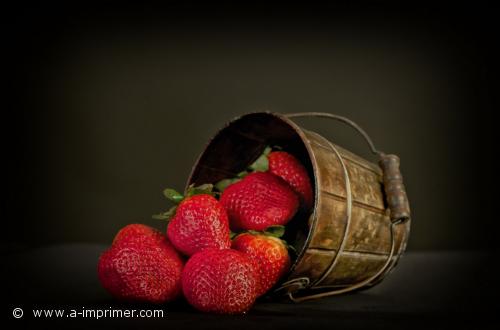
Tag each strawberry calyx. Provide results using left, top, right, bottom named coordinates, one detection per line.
left=152, top=184, right=215, bottom=221
left=232, top=225, right=285, bottom=240
left=229, top=230, right=238, bottom=240
left=248, top=146, right=272, bottom=172
left=185, top=183, right=216, bottom=198
left=215, top=146, right=272, bottom=192
left=214, top=171, right=247, bottom=192
left=261, top=224, right=285, bottom=238
left=152, top=206, right=178, bottom=221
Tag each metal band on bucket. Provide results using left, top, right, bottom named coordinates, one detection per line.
left=276, top=112, right=409, bottom=303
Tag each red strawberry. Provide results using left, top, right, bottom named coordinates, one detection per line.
left=98, top=225, right=184, bottom=303
left=220, top=172, right=299, bottom=231
left=182, top=249, right=259, bottom=314
left=268, top=151, right=314, bottom=209
left=232, top=231, right=291, bottom=296
left=113, top=223, right=164, bottom=245
left=167, top=194, right=231, bottom=256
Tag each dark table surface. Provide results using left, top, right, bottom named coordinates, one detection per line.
left=3, top=244, right=496, bottom=329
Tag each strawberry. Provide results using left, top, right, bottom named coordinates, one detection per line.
left=232, top=227, right=291, bottom=296
left=112, top=223, right=164, bottom=245
left=220, top=172, right=299, bottom=231
left=153, top=184, right=231, bottom=256
left=268, top=151, right=314, bottom=209
left=98, top=225, right=184, bottom=303
left=167, top=194, right=231, bottom=256
left=182, top=249, right=259, bottom=314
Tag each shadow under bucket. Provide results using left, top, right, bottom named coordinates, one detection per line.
left=186, top=112, right=411, bottom=302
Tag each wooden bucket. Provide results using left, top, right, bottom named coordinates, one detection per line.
left=186, top=112, right=411, bottom=302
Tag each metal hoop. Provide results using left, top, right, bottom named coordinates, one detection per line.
left=306, top=130, right=352, bottom=287
left=288, top=221, right=399, bottom=302
left=280, top=112, right=406, bottom=303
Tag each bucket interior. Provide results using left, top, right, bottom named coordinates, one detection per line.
left=187, top=112, right=316, bottom=256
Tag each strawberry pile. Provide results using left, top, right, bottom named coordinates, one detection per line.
left=98, top=147, right=313, bottom=314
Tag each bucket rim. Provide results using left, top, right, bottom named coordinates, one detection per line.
left=184, top=111, right=320, bottom=278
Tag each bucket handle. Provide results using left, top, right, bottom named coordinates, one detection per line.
left=284, top=112, right=411, bottom=224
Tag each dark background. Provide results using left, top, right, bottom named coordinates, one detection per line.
left=3, top=3, right=497, bottom=329
left=6, top=3, right=494, bottom=252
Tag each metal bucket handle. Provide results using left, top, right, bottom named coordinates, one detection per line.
left=279, top=112, right=411, bottom=302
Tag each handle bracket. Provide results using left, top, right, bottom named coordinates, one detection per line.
left=379, top=154, right=411, bottom=223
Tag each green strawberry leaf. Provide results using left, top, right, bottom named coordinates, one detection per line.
left=186, top=183, right=214, bottom=197
left=236, top=171, right=249, bottom=178
left=248, top=154, right=268, bottom=172
left=263, top=225, right=286, bottom=238
left=163, top=188, right=184, bottom=204
left=215, top=178, right=241, bottom=192
left=248, top=146, right=272, bottom=172
left=152, top=205, right=177, bottom=221
left=229, top=231, right=238, bottom=240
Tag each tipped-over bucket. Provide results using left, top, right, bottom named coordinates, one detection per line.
left=186, top=112, right=411, bottom=302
